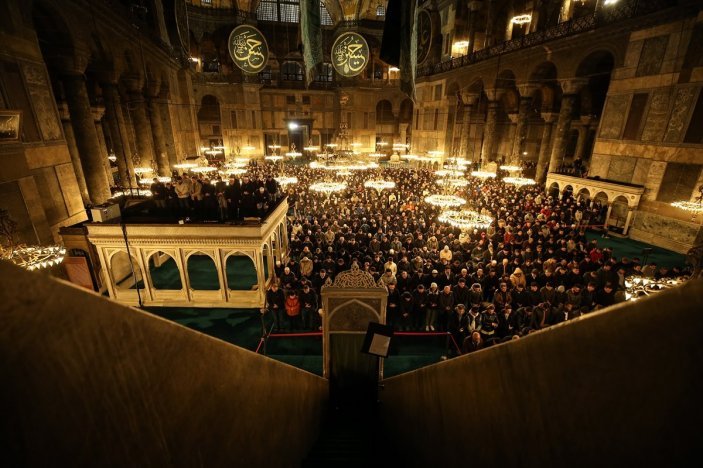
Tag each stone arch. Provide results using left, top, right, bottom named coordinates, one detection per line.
left=562, top=184, right=574, bottom=196
left=328, top=298, right=381, bottom=330
left=593, top=190, right=609, bottom=205
left=548, top=181, right=560, bottom=198
left=529, top=61, right=558, bottom=83
left=376, top=99, right=394, bottom=122
left=224, top=251, right=258, bottom=291
left=281, top=61, right=304, bottom=81
left=575, top=50, right=616, bottom=117
left=399, top=99, right=413, bottom=123
left=186, top=251, right=220, bottom=290
left=147, top=251, right=182, bottom=290
left=495, top=69, right=517, bottom=91
left=577, top=187, right=591, bottom=201
left=109, top=250, right=143, bottom=290
left=31, top=0, right=83, bottom=72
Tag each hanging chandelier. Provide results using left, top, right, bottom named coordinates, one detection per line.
left=499, top=165, right=521, bottom=172
left=671, top=200, right=703, bottom=213
left=133, top=167, right=153, bottom=175
left=190, top=166, right=218, bottom=173
left=285, top=151, right=303, bottom=158
left=303, top=145, right=320, bottom=152
left=265, top=155, right=284, bottom=162
left=401, top=154, right=419, bottom=160
left=241, top=145, right=255, bottom=151
left=424, top=194, right=466, bottom=208
left=427, top=150, right=444, bottom=157
left=368, top=152, right=385, bottom=158
left=275, top=176, right=299, bottom=186
left=364, top=180, right=396, bottom=191
left=223, top=168, right=247, bottom=176
left=310, top=182, right=347, bottom=194
left=624, top=275, right=684, bottom=301
left=174, top=162, right=197, bottom=170
left=139, top=176, right=172, bottom=185
left=435, top=169, right=465, bottom=178
left=471, top=170, right=497, bottom=178
left=108, top=152, right=117, bottom=162
left=503, top=177, right=536, bottom=186
left=110, top=189, right=152, bottom=199
left=437, top=178, right=469, bottom=187
left=4, top=245, right=66, bottom=271
left=438, top=210, right=494, bottom=230
left=511, top=14, right=532, bottom=25
left=309, top=161, right=377, bottom=171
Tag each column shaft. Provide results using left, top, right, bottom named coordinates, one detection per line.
left=148, top=96, right=170, bottom=176
left=103, top=84, right=135, bottom=187
left=460, top=104, right=473, bottom=160
left=574, top=126, right=589, bottom=160
left=93, top=112, right=114, bottom=188
left=548, top=94, right=577, bottom=173
left=127, top=91, right=156, bottom=167
left=62, top=74, right=111, bottom=204
left=59, top=102, right=90, bottom=205
left=536, top=118, right=556, bottom=183
left=480, top=101, right=499, bottom=164
left=511, top=97, right=532, bottom=164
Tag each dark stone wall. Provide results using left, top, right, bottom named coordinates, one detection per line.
left=381, top=280, right=703, bottom=468
left=0, top=262, right=327, bottom=468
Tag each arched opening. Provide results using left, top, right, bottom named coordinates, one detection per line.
left=197, top=95, right=222, bottom=154
left=562, top=184, right=574, bottom=201
left=111, top=251, right=143, bottom=290
left=376, top=100, right=394, bottom=123
left=576, top=51, right=615, bottom=118
left=281, top=61, right=303, bottom=81
left=148, top=251, right=182, bottom=290
left=577, top=187, right=591, bottom=202
left=610, top=195, right=629, bottom=231
left=548, top=182, right=560, bottom=198
left=226, top=253, right=258, bottom=291
left=186, top=252, right=220, bottom=290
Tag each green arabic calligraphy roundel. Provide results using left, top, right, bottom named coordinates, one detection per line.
left=228, top=24, right=269, bottom=74
left=417, top=9, right=432, bottom=65
left=331, top=32, right=369, bottom=78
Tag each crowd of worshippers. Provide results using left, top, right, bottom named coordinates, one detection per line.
left=147, top=166, right=282, bottom=220
left=262, top=164, right=688, bottom=354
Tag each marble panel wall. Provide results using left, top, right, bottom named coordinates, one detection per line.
left=599, top=95, right=628, bottom=140
left=642, top=160, right=667, bottom=201
left=606, top=155, right=637, bottom=184
left=636, top=35, right=669, bottom=77
left=641, top=88, right=672, bottom=142
left=663, top=87, right=697, bottom=143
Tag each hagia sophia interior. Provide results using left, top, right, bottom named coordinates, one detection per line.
left=1, top=0, right=702, bottom=466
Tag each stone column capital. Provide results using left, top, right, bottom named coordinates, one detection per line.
left=484, top=88, right=505, bottom=102
left=56, top=101, right=71, bottom=120
left=468, top=1, right=482, bottom=11
left=507, top=113, right=519, bottom=124
left=516, top=83, right=540, bottom=98
left=461, top=92, right=480, bottom=106
left=92, top=105, right=106, bottom=122
left=541, top=112, right=558, bottom=123
left=559, top=78, right=589, bottom=95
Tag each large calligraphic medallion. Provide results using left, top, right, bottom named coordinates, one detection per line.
left=228, top=24, right=269, bottom=74
left=331, top=32, right=369, bottom=78
left=417, top=9, right=432, bottom=65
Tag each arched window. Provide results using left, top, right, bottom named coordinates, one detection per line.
left=376, top=2, right=386, bottom=17
left=320, top=1, right=333, bottom=26
left=281, top=61, right=303, bottom=81
left=315, top=63, right=333, bottom=82
left=257, top=0, right=300, bottom=23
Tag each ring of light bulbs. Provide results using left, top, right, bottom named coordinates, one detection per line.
left=438, top=209, right=494, bottom=230
left=424, top=194, right=467, bottom=208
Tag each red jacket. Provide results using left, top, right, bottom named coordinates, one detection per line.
left=285, top=295, right=301, bottom=317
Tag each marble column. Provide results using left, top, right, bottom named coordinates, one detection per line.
left=57, top=100, right=90, bottom=205
left=123, top=78, right=156, bottom=168
left=574, top=115, right=594, bottom=161
left=513, top=85, right=538, bottom=164
left=157, top=89, right=179, bottom=168
left=147, top=94, right=170, bottom=176
left=92, top=105, right=114, bottom=188
left=61, top=73, right=111, bottom=204
left=623, top=207, right=635, bottom=236
left=459, top=93, right=478, bottom=161
left=467, top=1, right=482, bottom=53
left=480, top=91, right=502, bottom=164
left=548, top=79, right=587, bottom=174
left=536, top=112, right=557, bottom=183
left=102, top=83, right=135, bottom=187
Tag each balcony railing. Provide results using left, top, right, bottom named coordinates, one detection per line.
left=417, top=0, right=678, bottom=77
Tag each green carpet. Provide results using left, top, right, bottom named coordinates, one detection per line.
left=225, top=255, right=258, bottom=290
left=187, top=255, right=220, bottom=290
left=148, top=256, right=182, bottom=290
left=585, top=231, right=685, bottom=269
left=142, top=306, right=447, bottom=377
